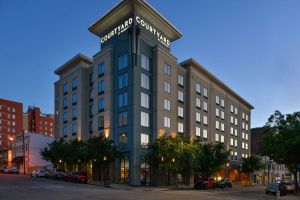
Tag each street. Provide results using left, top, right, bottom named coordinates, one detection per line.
left=0, top=174, right=299, bottom=200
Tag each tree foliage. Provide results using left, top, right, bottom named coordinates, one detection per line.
left=260, top=111, right=300, bottom=190
left=193, top=142, right=230, bottom=177
left=240, top=156, right=263, bottom=174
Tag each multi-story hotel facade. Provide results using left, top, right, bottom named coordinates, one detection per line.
left=54, top=0, right=253, bottom=186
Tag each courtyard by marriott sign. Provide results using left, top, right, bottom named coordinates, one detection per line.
left=101, top=15, right=171, bottom=47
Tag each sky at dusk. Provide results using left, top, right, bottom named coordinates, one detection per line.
left=0, top=0, right=300, bottom=128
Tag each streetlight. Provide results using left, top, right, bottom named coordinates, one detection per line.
left=103, top=156, right=107, bottom=161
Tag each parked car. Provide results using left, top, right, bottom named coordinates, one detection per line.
left=31, top=170, right=49, bottom=178
left=65, top=172, right=87, bottom=183
left=46, top=169, right=66, bottom=180
left=265, top=182, right=287, bottom=196
left=10, top=167, right=19, bottom=174
left=284, top=181, right=295, bottom=193
left=216, top=178, right=232, bottom=188
left=194, top=177, right=216, bottom=189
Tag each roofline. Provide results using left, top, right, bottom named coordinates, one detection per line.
left=180, top=58, right=254, bottom=109
left=54, top=53, right=93, bottom=75
left=88, top=0, right=182, bottom=41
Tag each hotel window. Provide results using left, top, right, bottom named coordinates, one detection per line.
left=63, top=125, right=68, bottom=135
left=178, top=75, right=184, bottom=86
left=141, top=92, right=149, bottom=108
left=245, top=143, right=248, bottom=150
left=164, top=81, right=171, bottom=93
left=230, top=105, right=234, bottom=113
left=215, top=133, right=219, bottom=142
left=118, top=53, right=128, bottom=70
left=242, top=113, right=245, bottom=120
left=230, top=127, right=234, bottom=135
left=164, top=63, right=171, bottom=76
left=72, top=123, right=77, bottom=135
left=234, top=140, right=237, bottom=147
left=63, top=83, right=68, bottom=94
left=141, top=73, right=150, bottom=90
left=118, top=92, right=128, bottom=108
left=220, top=135, right=224, bottom=143
left=242, top=142, right=245, bottom=149
left=178, top=107, right=184, bottom=118
left=216, top=108, right=220, bottom=117
left=63, top=111, right=68, bottom=122
left=72, top=77, right=78, bottom=90
left=98, top=98, right=105, bottom=111
left=12, top=107, right=16, bottom=112
left=242, top=132, right=245, bottom=139
left=8, top=114, right=11, bottom=119
left=235, top=129, right=238, bottom=136
left=221, top=123, right=225, bottom=132
left=141, top=112, right=149, bottom=127
left=203, top=129, right=208, bottom=138
left=72, top=108, right=77, bottom=119
left=98, top=116, right=104, bottom=130
left=234, top=107, right=238, bottom=115
left=163, top=99, right=171, bottom=111
left=178, top=123, right=183, bottom=133
left=203, top=101, right=208, bottom=111
left=221, top=99, right=225, bottom=108
left=98, top=62, right=105, bottom=76
left=220, top=111, right=224, bottom=120
left=203, top=115, right=208, bottom=125
left=118, top=111, right=128, bottom=127
left=230, top=116, right=234, bottom=124
left=89, top=104, right=93, bottom=117
left=246, top=124, right=249, bottom=130
left=230, top=138, right=234, bottom=146
left=98, top=80, right=105, bottom=94
left=196, top=112, right=201, bottom=123
left=12, top=121, right=15, bottom=126
left=216, top=96, right=220, bottom=105
left=178, top=91, right=183, bottom=102
left=234, top=118, right=238, bottom=126
left=203, top=88, right=208, bottom=98
left=164, top=117, right=170, bottom=128
left=196, top=98, right=201, bottom=108
left=63, top=98, right=68, bottom=109
left=119, top=73, right=128, bottom=89
left=215, top=121, right=219, bottom=130
left=119, top=133, right=128, bottom=145
left=141, top=54, right=150, bottom=71
left=72, top=93, right=78, bottom=105
left=196, top=127, right=201, bottom=137
left=141, top=133, right=150, bottom=146
left=246, top=114, right=249, bottom=121
left=245, top=133, right=248, bottom=140
left=196, top=83, right=201, bottom=94
left=242, top=122, right=245, bottom=129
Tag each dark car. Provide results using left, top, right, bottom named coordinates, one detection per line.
left=194, top=177, right=216, bottom=189
left=216, top=178, right=232, bottom=188
left=65, top=172, right=87, bottom=183
left=265, top=182, right=287, bottom=196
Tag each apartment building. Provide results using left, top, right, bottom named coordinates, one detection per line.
left=23, top=106, right=54, bottom=137
left=54, top=0, right=253, bottom=185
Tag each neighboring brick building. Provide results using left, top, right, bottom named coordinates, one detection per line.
left=24, top=106, right=54, bottom=137
left=0, top=99, right=23, bottom=151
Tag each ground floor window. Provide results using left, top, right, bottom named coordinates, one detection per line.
left=140, top=156, right=150, bottom=186
left=120, top=156, right=129, bottom=183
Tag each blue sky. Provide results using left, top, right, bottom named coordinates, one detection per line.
left=0, top=0, right=300, bottom=128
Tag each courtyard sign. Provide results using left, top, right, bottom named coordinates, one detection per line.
left=101, top=16, right=171, bottom=47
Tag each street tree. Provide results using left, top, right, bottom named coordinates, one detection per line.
left=193, top=142, right=229, bottom=177
left=260, top=111, right=300, bottom=191
left=240, top=156, right=263, bottom=185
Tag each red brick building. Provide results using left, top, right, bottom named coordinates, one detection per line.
left=0, top=99, right=23, bottom=151
left=24, top=106, right=54, bottom=137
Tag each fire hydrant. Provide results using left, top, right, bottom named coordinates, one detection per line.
left=276, top=191, right=280, bottom=200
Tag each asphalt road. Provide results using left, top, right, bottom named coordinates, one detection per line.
left=0, top=174, right=298, bottom=200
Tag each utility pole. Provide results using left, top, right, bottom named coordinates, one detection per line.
left=23, top=131, right=25, bottom=175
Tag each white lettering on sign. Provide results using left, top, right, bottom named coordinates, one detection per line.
left=100, top=16, right=171, bottom=47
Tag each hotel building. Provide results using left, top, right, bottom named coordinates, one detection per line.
left=54, top=0, right=253, bottom=185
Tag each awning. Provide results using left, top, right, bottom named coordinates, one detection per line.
left=11, top=156, right=24, bottom=163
